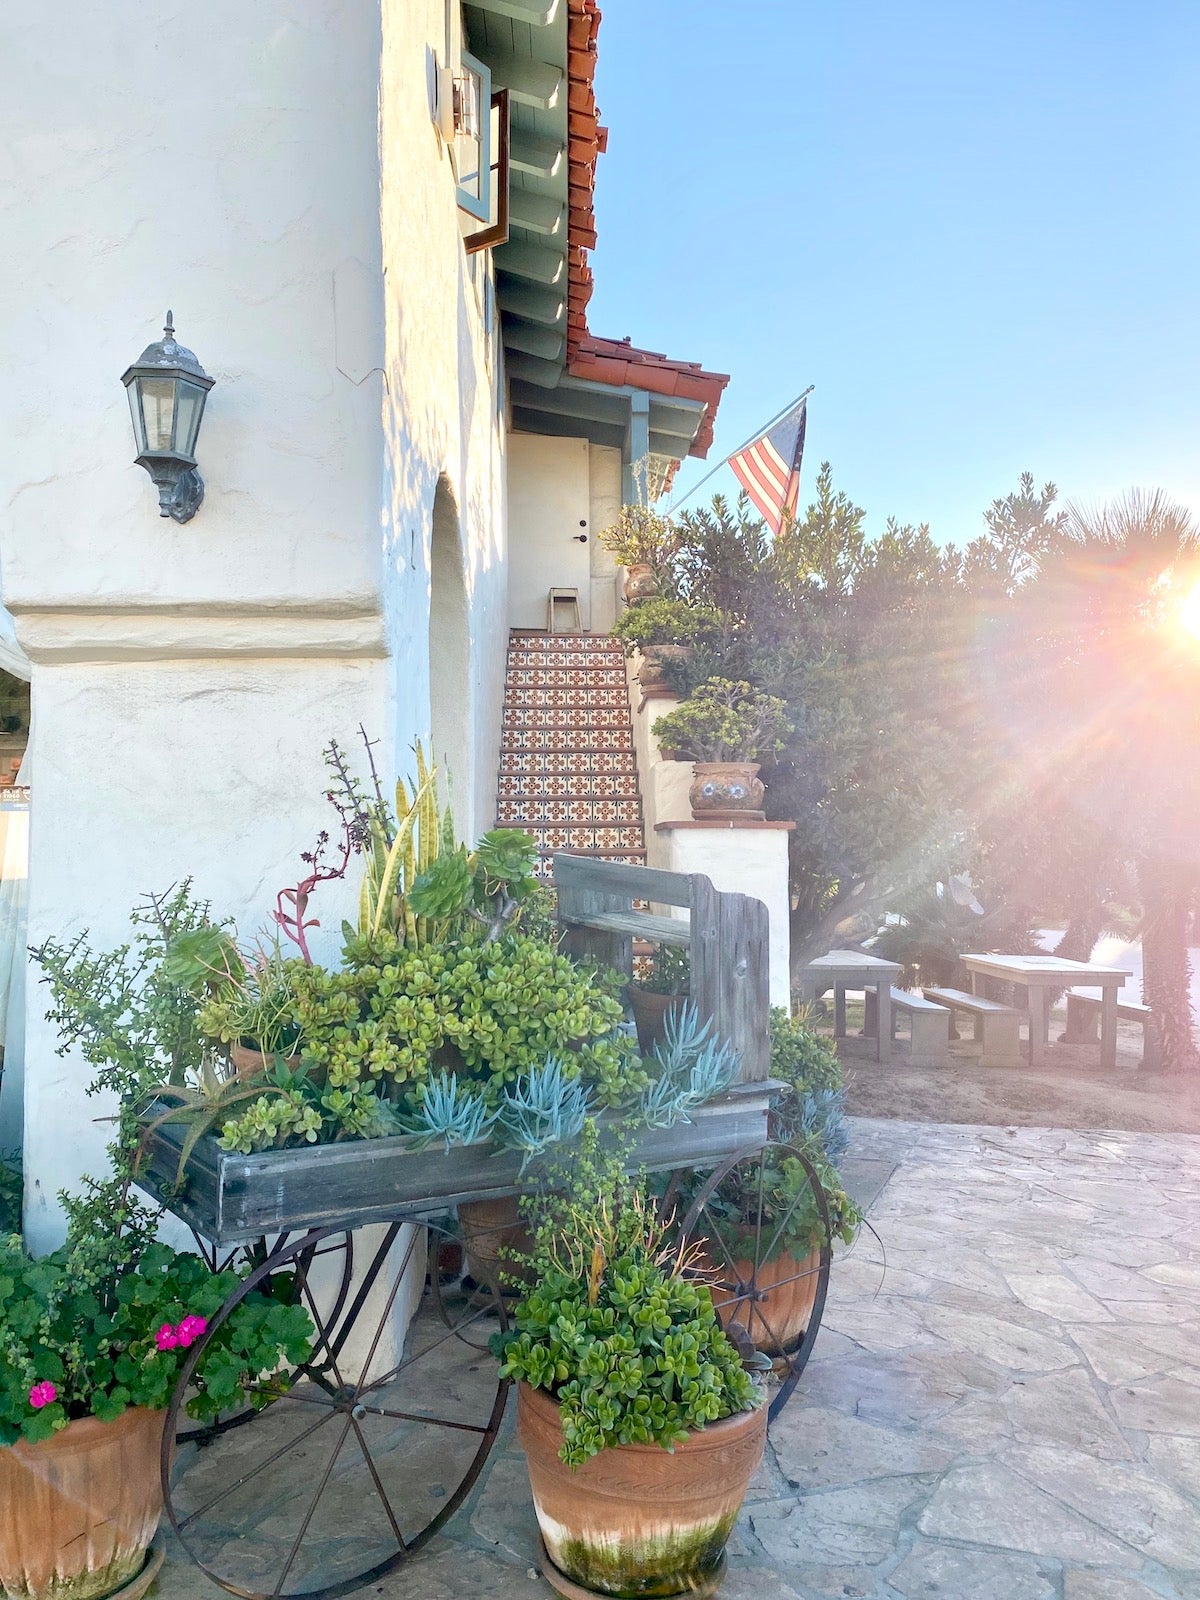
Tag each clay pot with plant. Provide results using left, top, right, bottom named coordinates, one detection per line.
left=598, top=504, right=681, bottom=604
left=651, top=679, right=792, bottom=820
left=494, top=1136, right=766, bottom=1600
left=0, top=1180, right=313, bottom=1600
left=629, top=943, right=691, bottom=1053
left=612, top=599, right=724, bottom=695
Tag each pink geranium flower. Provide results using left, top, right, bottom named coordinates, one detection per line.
left=28, top=1381, right=57, bottom=1409
left=176, top=1315, right=208, bottom=1349
left=155, top=1323, right=180, bottom=1351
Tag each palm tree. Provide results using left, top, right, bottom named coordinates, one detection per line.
left=1023, top=491, right=1200, bottom=1072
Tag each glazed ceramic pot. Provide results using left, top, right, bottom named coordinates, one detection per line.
left=688, top=762, right=764, bottom=819
left=622, top=563, right=659, bottom=603
left=707, top=1245, right=821, bottom=1356
left=636, top=645, right=692, bottom=693
left=518, top=1383, right=766, bottom=1598
left=0, top=1407, right=166, bottom=1600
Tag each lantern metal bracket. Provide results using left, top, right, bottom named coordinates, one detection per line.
left=136, top=456, right=205, bottom=523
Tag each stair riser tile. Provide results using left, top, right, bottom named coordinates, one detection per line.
left=497, top=773, right=640, bottom=799
left=498, top=751, right=637, bottom=775
left=524, top=826, right=646, bottom=852
left=497, top=799, right=642, bottom=825
left=509, top=634, right=623, bottom=654
left=505, top=688, right=630, bottom=709
left=506, top=655, right=627, bottom=676
left=500, top=731, right=635, bottom=754
left=505, top=671, right=628, bottom=691
left=502, top=707, right=631, bottom=729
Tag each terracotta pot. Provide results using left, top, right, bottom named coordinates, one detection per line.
left=688, top=762, right=764, bottom=820
left=622, top=564, right=659, bottom=603
left=707, top=1244, right=821, bottom=1355
left=230, top=1042, right=299, bottom=1076
left=636, top=644, right=692, bottom=693
left=518, top=1383, right=766, bottom=1598
left=629, top=985, right=684, bottom=1055
left=0, top=1407, right=166, bottom=1600
left=458, top=1194, right=534, bottom=1292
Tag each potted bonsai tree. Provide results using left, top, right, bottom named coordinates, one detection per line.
left=495, top=1135, right=765, bottom=1600
left=651, top=678, right=792, bottom=819
left=0, top=1174, right=312, bottom=1600
left=612, top=599, right=723, bottom=693
left=598, top=504, right=681, bottom=602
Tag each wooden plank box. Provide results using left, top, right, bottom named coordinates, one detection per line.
left=136, top=1081, right=775, bottom=1246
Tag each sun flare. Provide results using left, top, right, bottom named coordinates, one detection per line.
left=1180, top=580, right=1200, bottom=640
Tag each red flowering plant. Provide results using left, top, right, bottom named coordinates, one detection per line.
left=0, top=1175, right=313, bottom=1446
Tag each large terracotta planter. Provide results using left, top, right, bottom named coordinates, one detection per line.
left=688, top=762, right=764, bottom=820
left=636, top=645, right=692, bottom=693
left=628, top=985, right=684, bottom=1054
left=622, top=564, right=659, bottom=603
left=707, top=1245, right=821, bottom=1355
left=0, top=1407, right=166, bottom=1600
left=518, top=1382, right=766, bottom=1599
left=458, top=1194, right=534, bottom=1292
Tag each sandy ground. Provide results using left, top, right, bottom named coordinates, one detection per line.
left=843, top=1017, right=1200, bottom=1134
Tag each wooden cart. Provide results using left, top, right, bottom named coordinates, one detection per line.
left=141, top=858, right=830, bottom=1600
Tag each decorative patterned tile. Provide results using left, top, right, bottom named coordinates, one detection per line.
left=507, top=687, right=629, bottom=709
left=502, top=706, right=630, bottom=729
left=505, top=665, right=627, bottom=687
left=499, top=728, right=634, bottom=753
left=497, top=798, right=643, bottom=826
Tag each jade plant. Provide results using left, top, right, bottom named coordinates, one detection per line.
left=651, top=678, right=792, bottom=763
left=493, top=1134, right=760, bottom=1465
left=597, top=503, right=682, bottom=586
left=611, top=598, right=724, bottom=656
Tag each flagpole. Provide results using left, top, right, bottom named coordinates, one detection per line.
left=667, top=384, right=815, bottom=514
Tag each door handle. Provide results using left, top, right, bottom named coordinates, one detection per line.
left=572, top=534, right=588, bottom=543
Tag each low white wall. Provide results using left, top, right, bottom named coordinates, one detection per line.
left=625, top=656, right=690, bottom=867
left=657, top=823, right=793, bottom=1010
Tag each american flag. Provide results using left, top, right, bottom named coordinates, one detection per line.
left=728, top=396, right=808, bottom=534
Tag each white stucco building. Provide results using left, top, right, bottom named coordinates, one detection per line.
left=0, top=0, right=733, bottom=1247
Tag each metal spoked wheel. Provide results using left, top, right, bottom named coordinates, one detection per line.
left=666, top=1141, right=832, bottom=1423
left=163, top=1220, right=510, bottom=1599
left=176, top=1230, right=356, bottom=1447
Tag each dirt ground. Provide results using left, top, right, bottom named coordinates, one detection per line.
left=839, top=1013, right=1200, bottom=1134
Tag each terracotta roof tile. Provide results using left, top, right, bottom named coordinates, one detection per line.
left=562, top=0, right=727, bottom=459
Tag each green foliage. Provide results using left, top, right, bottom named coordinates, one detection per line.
left=652, top=678, right=791, bottom=763
left=611, top=599, right=724, bottom=655
left=0, top=1177, right=312, bottom=1446
left=0, top=1156, right=20, bottom=1235
left=495, top=1058, right=594, bottom=1168
left=399, top=1072, right=496, bottom=1151
left=32, top=884, right=214, bottom=1114
left=597, top=504, right=682, bottom=586
left=195, top=947, right=308, bottom=1060
left=493, top=1140, right=759, bottom=1465
left=768, top=1007, right=842, bottom=1100
left=637, top=943, right=690, bottom=997
left=637, top=1004, right=738, bottom=1130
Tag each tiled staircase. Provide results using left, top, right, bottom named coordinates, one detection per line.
left=496, top=631, right=647, bottom=879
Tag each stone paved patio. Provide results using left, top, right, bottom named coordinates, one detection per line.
left=157, top=1118, right=1200, bottom=1600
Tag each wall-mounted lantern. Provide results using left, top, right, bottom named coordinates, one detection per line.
left=121, top=312, right=214, bottom=523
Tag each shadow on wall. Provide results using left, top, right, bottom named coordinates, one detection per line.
left=429, top=474, right=474, bottom=830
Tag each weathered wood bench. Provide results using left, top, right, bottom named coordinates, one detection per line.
left=554, top=851, right=770, bottom=1082
left=1061, top=992, right=1158, bottom=1070
left=922, top=986, right=1025, bottom=1067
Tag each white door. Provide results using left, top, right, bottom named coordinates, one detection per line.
left=507, top=433, right=592, bottom=630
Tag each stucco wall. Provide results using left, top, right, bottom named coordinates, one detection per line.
left=380, top=0, right=510, bottom=838
left=1, top=1, right=509, bottom=1244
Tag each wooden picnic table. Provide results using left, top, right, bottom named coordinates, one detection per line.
left=961, top=952, right=1133, bottom=1072
left=797, top=949, right=903, bottom=1064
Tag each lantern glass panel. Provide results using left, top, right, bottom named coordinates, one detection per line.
left=125, top=381, right=147, bottom=454
left=139, top=377, right=176, bottom=453
left=172, top=380, right=207, bottom=459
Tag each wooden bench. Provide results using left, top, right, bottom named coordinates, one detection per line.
left=922, top=987, right=1025, bottom=1066
left=1061, top=992, right=1158, bottom=1070
left=864, top=987, right=951, bottom=1067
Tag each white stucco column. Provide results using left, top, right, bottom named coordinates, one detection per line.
left=655, top=820, right=794, bottom=1010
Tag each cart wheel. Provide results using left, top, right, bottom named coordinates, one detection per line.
left=176, top=1230, right=356, bottom=1447
left=671, top=1142, right=832, bottom=1423
left=163, top=1220, right=510, bottom=1599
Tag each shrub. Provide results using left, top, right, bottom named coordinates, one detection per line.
left=652, top=678, right=791, bottom=763
left=611, top=599, right=723, bottom=655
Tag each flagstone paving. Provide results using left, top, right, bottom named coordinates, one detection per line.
left=155, top=1118, right=1200, bottom=1600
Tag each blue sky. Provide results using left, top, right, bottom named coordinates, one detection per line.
left=588, top=2, right=1200, bottom=544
